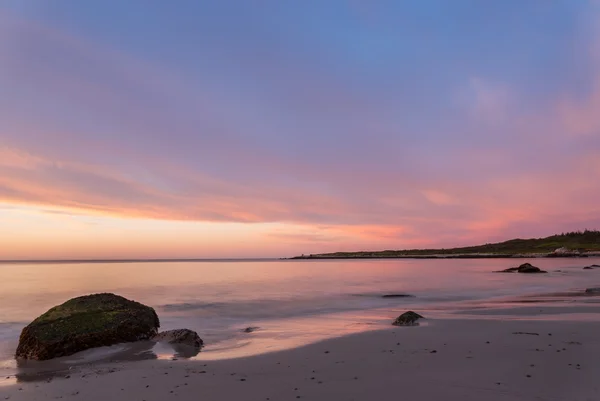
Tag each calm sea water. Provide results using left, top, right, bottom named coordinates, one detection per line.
left=1, top=258, right=599, bottom=376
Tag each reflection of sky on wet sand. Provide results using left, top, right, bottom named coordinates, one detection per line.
left=12, top=342, right=156, bottom=384
left=3, top=312, right=381, bottom=385
left=9, top=341, right=205, bottom=384
left=0, top=376, right=16, bottom=387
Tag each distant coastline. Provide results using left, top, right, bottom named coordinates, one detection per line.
left=288, top=252, right=600, bottom=260
left=289, top=230, right=600, bottom=260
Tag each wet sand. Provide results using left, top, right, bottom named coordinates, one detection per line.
left=2, top=317, right=599, bottom=401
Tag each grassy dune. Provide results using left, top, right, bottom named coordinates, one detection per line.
left=292, top=230, right=600, bottom=259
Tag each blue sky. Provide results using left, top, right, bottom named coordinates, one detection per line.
left=1, top=1, right=599, bottom=258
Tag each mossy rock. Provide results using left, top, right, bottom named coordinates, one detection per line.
left=16, top=293, right=160, bottom=360
left=392, top=311, right=424, bottom=326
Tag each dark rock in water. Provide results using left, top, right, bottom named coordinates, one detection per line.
left=497, top=267, right=520, bottom=273
left=242, top=327, right=260, bottom=333
left=496, top=263, right=547, bottom=274
left=517, top=263, right=547, bottom=273
left=153, top=329, right=203, bottom=348
left=15, top=293, right=159, bottom=360
left=584, top=264, right=600, bottom=270
left=585, top=288, right=600, bottom=295
left=382, top=294, right=414, bottom=298
left=392, top=311, right=424, bottom=326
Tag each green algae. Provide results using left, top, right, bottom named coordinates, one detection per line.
left=16, top=293, right=160, bottom=360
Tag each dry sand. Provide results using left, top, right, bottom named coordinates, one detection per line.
left=1, top=317, right=599, bottom=401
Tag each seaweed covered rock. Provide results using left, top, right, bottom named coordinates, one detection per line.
left=16, top=293, right=160, bottom=360
left=496, top=263, right=547, bottom=274
left=153, top=329, right=203, bottom=348
left=392, top=311, right=424, bottom=326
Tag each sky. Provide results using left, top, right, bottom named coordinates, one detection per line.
left=1, top=1, right=600, bottom=259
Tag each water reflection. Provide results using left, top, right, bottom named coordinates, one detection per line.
left=10, top=340, right=201, bottom=384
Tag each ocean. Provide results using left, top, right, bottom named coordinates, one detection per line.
left=1, top=258, right=599, bottom=378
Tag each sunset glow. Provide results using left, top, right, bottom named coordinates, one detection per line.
left=1, top=1, right=600, bottom=259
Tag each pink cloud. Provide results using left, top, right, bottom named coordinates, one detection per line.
left=1, top=8, right=600, bottom=256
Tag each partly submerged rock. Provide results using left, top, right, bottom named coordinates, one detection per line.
left=585, top=287, right=600, bottom=295
left=16, top=293, right=159, bottom=360
left=498, top=267, right=520, bottom=273
left=382, top=294, right=415, bottom=298
left=242, top=327, right=260, bottom=333
left=584, top=264, right=600, bottom=270
left=496, top=263, right=547, bottom=274
left=153, top=329, right=203, bottom=348
left=517, top=263, right=547, bottom=273
left=392, top=311, right=424, bottom=326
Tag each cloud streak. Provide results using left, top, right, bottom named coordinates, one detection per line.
left=1, top=2, right=600, bottom=256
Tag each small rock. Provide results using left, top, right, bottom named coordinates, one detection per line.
left=153, top=329, right=203, bottom=348
left=242, top=327, right=260, bottom=333
left=496, top=263, right=547, bottom=274
left=392, top=311, right=424, bottom=326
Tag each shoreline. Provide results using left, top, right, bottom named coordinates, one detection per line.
left=3, top=315, right=600, bottom=400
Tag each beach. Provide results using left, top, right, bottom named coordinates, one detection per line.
left=1, top=258, right=600, bottom=400
left=4, top=1, right=600, bottom=398
left=2, top=316, right=600, bottom=401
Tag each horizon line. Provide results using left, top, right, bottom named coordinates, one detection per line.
left=0, top=258, right=282, bottom=265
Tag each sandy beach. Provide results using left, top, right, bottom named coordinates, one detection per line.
left=3, top=0, right=600, bottom=398
left=2, top=315, right=599, bottom=401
